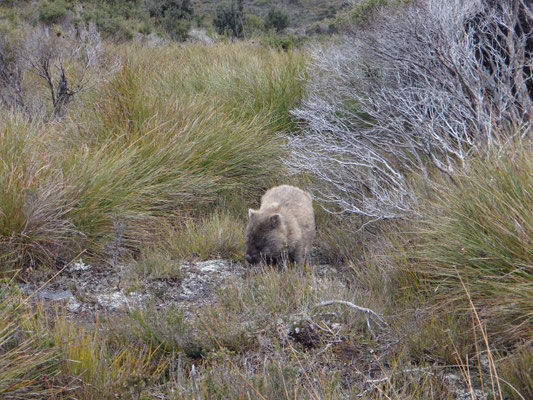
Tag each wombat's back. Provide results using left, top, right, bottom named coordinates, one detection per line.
left=260, top=185, right=313, bottom=212
left=261, top=185, right=315, bottom=257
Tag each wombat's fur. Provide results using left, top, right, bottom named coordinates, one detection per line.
left=245, top=185, right=315, bottom=265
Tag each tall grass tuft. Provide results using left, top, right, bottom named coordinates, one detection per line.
left=0, top=114, right=79, bottom=271
left=418, top=145, right=533, bottom=344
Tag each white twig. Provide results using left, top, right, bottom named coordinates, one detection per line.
left=316, top=300, right=388, bottom=330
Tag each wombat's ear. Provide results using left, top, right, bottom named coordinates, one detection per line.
left=248, top=209, right=257, bottom=218
left=269, top=214, right=281, bottom=228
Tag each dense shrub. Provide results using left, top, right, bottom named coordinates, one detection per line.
left=213, top=0, right=245, bottom=38
left=285, top=0, right=532, bottom=225
left=264, top=7, right=290, bottom=32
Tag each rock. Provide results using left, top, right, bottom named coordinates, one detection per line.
left=188, top=28, right=215, bottom=44
left=67, top=296, right=82, bottom=313
left=455, top=389, right=487, bottom=400
left=35, top=289, right=73, bottom=301
left=69, top=258, right=92, bottom=272
left=19, top=259, right=246, bottom=318
left=96, top=290, right=151, bottom=311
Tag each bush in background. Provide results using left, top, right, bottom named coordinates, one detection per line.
left=39, top=0, right=69, bottom=24
left=264, top=7, right=290, bottom=33
left=213, top=0, right=245, bottom=38
left=147, top=0, right=194, bottom=41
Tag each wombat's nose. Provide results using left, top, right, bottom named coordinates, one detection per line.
left=245, top=254, right=253, bottom=263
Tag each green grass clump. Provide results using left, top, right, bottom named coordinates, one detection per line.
left=163, top=211, right=246, bottom=261
left=418, top=146, right=533, bottom=344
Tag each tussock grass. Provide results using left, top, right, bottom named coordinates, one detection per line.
left=417, top=146, right=533, bottom=344
left=0, top=114, right=80, bottom=270
left=0, top=42, right=305, bottom=272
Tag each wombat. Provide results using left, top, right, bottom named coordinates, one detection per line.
left=245, top=185, right=315, bottom=265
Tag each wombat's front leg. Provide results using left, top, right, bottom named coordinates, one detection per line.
left=289, top=247, right=305, bottom=264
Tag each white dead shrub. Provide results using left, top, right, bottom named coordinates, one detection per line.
left=0, top=22, right=117, bottom=119
left=286, top=0, right=532, bottom=225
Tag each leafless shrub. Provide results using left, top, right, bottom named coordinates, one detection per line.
left=0, top=23, right=116, bottom=119
left=286, top=0, right=532, bottom=225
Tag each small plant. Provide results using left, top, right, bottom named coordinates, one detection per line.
left=164, top=211, right=246, bottom=261
left=131, top=248, right=182, bottom=281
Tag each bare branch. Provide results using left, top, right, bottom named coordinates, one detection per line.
left=0, top=22, right=118, bottom=119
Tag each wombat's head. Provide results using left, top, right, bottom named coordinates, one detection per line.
left=245, top=208, right=288, bottom=264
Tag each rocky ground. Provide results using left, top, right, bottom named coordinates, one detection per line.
left=17, top=258, right=489, bottom=399
left=19, top=258, right=248, bottom=319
